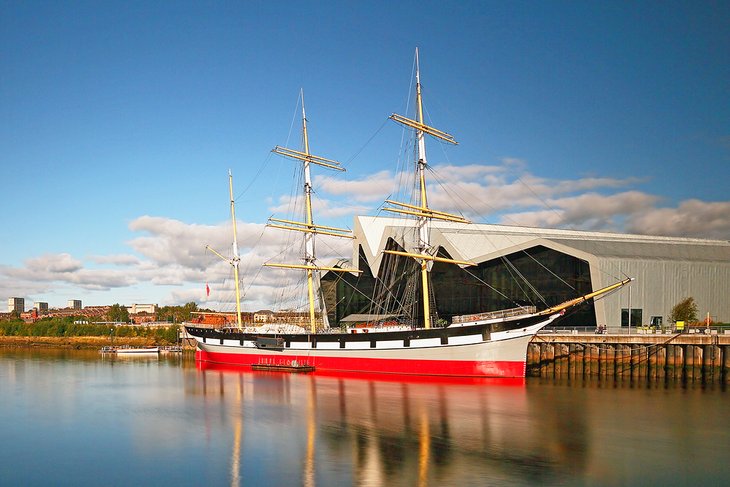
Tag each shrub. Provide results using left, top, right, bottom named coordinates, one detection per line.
left=670, top=297, right=698, bottom=323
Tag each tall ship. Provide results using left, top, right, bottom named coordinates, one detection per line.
left=184, top=51, right=631, bottom=378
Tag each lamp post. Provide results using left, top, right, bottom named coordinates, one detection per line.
left=629, top=286, right=631, bottom=335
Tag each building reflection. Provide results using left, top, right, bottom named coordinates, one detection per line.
left=187, top=364, right=588, bottom=486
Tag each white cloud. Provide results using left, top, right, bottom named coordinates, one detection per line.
left=25, top=253, right=83, bottom=273
left=498, top=209, right=565, bottom=229
left=498, top=190, right=662, bottom=231
left=550, top=191, right=660, bottom=228
left=553, top=176, right=644, bottom=194
left=430, top=163, right=508, bottom=184
left=315, top=170, right=394, bottom=203
left=89, top=254, right=141, bottom=266
left=627, top=199, right=730, bottom=239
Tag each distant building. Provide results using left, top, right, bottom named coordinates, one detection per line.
left=125, top=303, right=157, bottom=314
left=8, top=297, right=24, bottom=313
left=34, top=302, right=49, bottom=313
left=189, top=311, right=252, bottom=326
left=253, top=310, right=274, bottom=323
left=276, top=310, right=311, bottom=324
left=45, top=305, right=109, bottom=320
left=21, top=309, right=38, bottom=323
left=68, top=300, right=82, bottom=310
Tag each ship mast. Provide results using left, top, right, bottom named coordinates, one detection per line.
left=205, top=170, right=243, bottom=330
left=384, top=48, right=474, bottom=329
left=266, top=91, right=361, bottom=333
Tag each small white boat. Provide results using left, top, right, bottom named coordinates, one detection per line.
left=100, top=346, right=160, bottom=354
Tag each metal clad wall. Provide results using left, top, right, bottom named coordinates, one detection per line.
left=597, top=257, right=730, bottom=326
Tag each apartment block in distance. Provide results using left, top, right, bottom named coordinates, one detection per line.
left=8, top=297, right=24, bottom=313
left=68, top=300, right=82, bottom=310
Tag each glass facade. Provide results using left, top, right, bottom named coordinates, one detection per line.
left=621, top=309, right=643, bottom=327
left=322, top=243, right=597, bottom=328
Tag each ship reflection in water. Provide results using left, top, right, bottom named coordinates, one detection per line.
left=188, top=364, right=589, bottom=486
left=2, top=349, right=727, bottom=485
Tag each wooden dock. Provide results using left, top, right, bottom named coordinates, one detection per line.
left=527, top=332, right=730, bottom=382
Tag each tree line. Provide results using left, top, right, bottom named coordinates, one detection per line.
left=0, top=316, right=179, bottom=343
left=105, top=302, right=204, bottom=323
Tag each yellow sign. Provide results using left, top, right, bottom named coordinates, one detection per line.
left=676, top=321, right=685, bottom=330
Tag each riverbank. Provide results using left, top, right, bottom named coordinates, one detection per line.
left=0, top=335, right=165, bottom=349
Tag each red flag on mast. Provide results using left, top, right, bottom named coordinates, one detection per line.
left=206, top=283, right=210, bottom=297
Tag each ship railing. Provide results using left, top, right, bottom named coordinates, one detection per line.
left=182, top=321, right=221, bottom=329
left=452, top=306, right=537, bottom=324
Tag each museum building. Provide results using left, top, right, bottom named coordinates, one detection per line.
left=321, top=216, right=730, bottom=330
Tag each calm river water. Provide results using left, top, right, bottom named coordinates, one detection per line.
left=1, top=348, right=728, bottom=486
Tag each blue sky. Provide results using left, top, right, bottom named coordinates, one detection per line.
left=1, top=1, right=728, bottom=312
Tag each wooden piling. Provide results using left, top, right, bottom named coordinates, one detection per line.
left=648, top=344, right=657, bottom=381
left=526, top=335, right=728, bottom=382
left=607, top=344, right=616, bottom=379
left=540, top=343, right=555, bottom=377
left=638, top=344, right=646, bottom=381
left=664, top=343, right=677, bottom=382
left=656, top=346, right=666, bottom=381
left=566, top=343, right=576, bottom=379
left=629, top=345, right=637, bottom=381
left=584, top=343, right=598, bottom=377
left=556, top=343, right=568, bottom=377
left=676, top=344, right=684, bottom=381
left=598, top=344, right=606, bottom=379
left=693, top=345, right=703, bottom=382
left=703, top=345, right=719, bottom=383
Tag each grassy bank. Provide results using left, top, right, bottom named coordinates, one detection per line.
left=0, top=318, right=180, bottom=349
